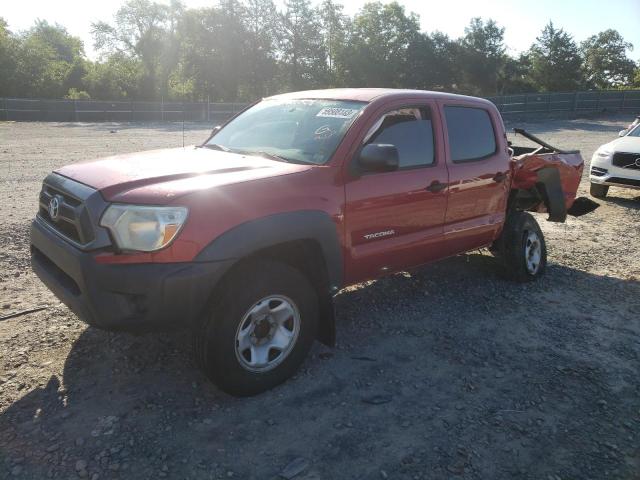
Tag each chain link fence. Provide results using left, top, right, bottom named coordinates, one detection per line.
left=486, top=90, right=640, bottom=119
left=1, top=90, right=639, bottom=122
left=0, top=98, right=248, bottom=122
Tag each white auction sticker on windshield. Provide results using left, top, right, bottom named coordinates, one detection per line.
left=316, top=107, right=358, bottom=119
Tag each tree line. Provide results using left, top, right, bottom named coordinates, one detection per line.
left=0, top=0, right=638, bottom=102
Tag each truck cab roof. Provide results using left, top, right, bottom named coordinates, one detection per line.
left=266, top=88, right=495, bottom=107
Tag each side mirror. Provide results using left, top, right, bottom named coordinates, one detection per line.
left=619, top=129, right=628, bottom=137
left=358, top=144, right=399, bottom=173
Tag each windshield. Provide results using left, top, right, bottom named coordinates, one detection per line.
left=206, top=99, right=366, bottom=164
left=627, top=124, right=640, bottom=137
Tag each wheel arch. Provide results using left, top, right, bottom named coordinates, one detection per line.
left=195, top=210, right=342, bottom=346
left=508, top=166, right=567, bottom=222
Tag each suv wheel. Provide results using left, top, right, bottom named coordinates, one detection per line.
left=194, top=260, right=318, bottom=396
left=499, top=211, right=547, bottom=282
left=590, top=182, right=609, bottom=199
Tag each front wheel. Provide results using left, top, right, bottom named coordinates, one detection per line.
left=499, top=211, right=547, bottom=282
left=193, top=260, right=318, bottom=396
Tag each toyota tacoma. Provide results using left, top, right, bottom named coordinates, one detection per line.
left=31, top=89, right=595, bottom=396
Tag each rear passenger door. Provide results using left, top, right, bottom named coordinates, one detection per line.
left=344, top=101, right=449, bottom=283
left=438, top=102, right=510, bottom=254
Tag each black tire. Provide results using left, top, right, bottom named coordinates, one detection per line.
left=193, top=259, right=318, bottom=396
left=590, top=182, right=609, bottom=199
left=499, top=211, right=547, bottom=283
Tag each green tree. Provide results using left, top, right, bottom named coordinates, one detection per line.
left=241, top=0, right=280, bottom=98
left=458, top=18, right=506, bottom=95
left=176, top=3, right=253, bottom=101
left=581, top=29, right=636, bottom=88
left=337, top=1, right=420, bottom=87
left=92, top=0, right=172, bottom=98
left=317, top=0, right=349, bottom=84
left=279, top=0, right=327, bottom=90
left=13, top=20, right=87, bottom=98
left=0, top=18, right=19, bottom=96
left=406, top=31, right=459, bottom=91
left=527, top=22, right=583, bottom=91
left=83, top=54, right=145, bottom=99
left=497, top=54, right=534, bottom=94
left=65, top=88, right=91, bottom=99
left=634, top=66, right=640, bottom=88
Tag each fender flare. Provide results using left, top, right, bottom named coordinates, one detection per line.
left=195, top=210, right=343, bottom=290
left=194, top=211, right=342, bottom=346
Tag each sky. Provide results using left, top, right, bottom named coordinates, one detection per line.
left=2, top=0, right=639, bottom=60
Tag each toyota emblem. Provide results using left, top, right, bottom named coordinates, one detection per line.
left=48, top=196, right=61, bottom=221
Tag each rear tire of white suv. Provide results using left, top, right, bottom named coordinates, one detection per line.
left=193, top=259, right=318, bottom=396
left=590, top=182, right=609, bottom=199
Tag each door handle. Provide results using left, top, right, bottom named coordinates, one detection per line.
left=425, top=181, right=447, bottom=193
left=493, top=172, right=507, bottom=182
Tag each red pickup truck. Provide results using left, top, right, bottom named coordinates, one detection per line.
left=31, top=89, right=593, bottom=395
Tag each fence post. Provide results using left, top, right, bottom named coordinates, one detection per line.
left=131, top=101, right=134, bottom=122
left=3, top=98, right=8, bottom=121
left=161, top=96, right=164, bottom=122
left=73, top=99, right=78, bottom=122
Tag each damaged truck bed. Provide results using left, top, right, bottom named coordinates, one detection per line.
left=510, top=128, right=598, bottom=221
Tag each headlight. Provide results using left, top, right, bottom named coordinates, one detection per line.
left=100, top=205, right=188, bottom=252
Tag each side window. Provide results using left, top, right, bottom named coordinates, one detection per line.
left=444, top=106, right=497, bottom=162
left=366, top=108, right=435, bottom=168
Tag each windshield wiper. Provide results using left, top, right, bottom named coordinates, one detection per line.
left=200, top=143, right=232, bottom=152
left=241, top=150, right=313, bottom=165
left=202, top=145, right=311, bottom=165
left=253, top=151, right=294, bottom=163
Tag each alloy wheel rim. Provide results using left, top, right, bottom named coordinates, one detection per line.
left=234, top=295, right=300, bottom=372
left=525, top=230, right=542, bottom=274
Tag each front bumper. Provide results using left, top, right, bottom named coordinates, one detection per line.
left=31, top=217, right=233, bottom=332
left=590, top=158, right=640, bottom=190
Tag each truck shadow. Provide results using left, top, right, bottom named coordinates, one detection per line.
left=1, top=255, right=639, bottom=478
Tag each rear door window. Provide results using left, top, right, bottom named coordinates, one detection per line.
left=444, top=106, right=496, bottom=162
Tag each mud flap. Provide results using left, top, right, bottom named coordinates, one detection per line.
left=535, top=167, right=567, bottom=222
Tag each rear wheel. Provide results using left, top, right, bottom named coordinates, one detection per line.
left=590, top=182, right=609, bottom=199
left=498, top=211, right=547, bottom=282
left=193, top=259, right=318, bottom=396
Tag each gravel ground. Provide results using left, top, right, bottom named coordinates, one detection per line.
left=0, top=117, right=639, bottom=480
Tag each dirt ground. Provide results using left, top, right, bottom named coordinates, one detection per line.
left=0, top=117, right=638, bottom=480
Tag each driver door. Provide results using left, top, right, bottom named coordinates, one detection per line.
left=344, top=101, right=449, bottom=283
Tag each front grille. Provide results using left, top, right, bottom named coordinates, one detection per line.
left=612, top=152, right=640, bottom=170
left=38, top=183, right=95, bottom=245
left=607, top=177, right=640, bottom=187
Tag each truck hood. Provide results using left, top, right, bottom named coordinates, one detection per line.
left=55, top=146, right=311, bottom=202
